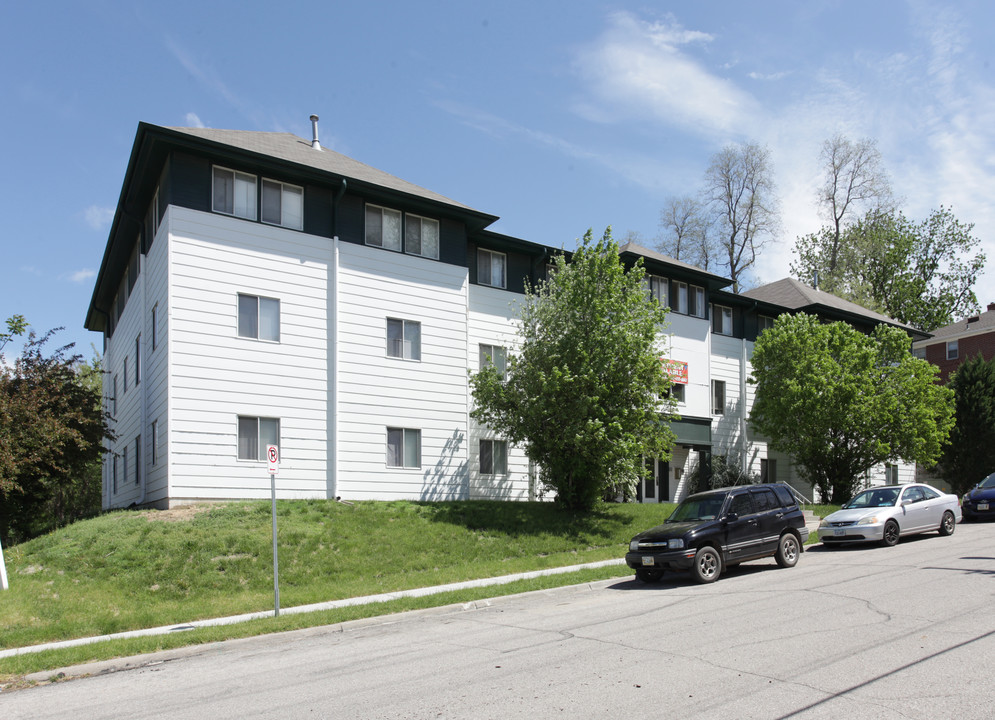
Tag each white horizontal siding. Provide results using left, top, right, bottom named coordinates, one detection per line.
left=166, top=207, right=331, bottom=501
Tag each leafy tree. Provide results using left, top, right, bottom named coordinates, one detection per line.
left=792, top=207, right=985, bottom=331
left=470, top=228, right=677, bottom=511
left=0, top=314, right=27, bottom=355
left=749, top=313, right=954, bottom=504
left=0, top=329, right=112, bottom=544
left=938, top=354, right=995, bottom=494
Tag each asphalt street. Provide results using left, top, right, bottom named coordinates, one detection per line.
left=4, top=522, right=995, bottom=719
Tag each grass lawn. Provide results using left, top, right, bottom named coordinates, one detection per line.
left=0, top=498, right=837, bottom=681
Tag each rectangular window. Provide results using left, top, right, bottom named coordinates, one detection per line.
left=690, top=285, right=705, bottom=318
left=712, top=380, right=726, bottom=415
left=405, top=213, right=440, bottom=259
left=387, top=428, right=421, bottom=468
left=134, top=435, right=141, bottom=485
left=479, top=344, right=507, bottom=380
left=112, top=375, right=118, bottom=415
left=760, top=458, right=777, bottom=483
left=480, top=439, right=508, bottom=475
left=912, top=347, right=926, bottom=360
left=676, top=282, right=688, bottom=314
left=478, top=249, right=507, bottom=289
left=213, top=167, right=257, bottom=220
left=123, top=356, right=129, bottom=393
left=151, top=419, right=159, bottom=466
left=386, top=318, right=421, bottom=360
left=237, top=416, right=280, bottom=461
left=365, top=204, right=402, bottom=251
left=112, top=454, right=118, bottom=494
left=645, top=275, right=669, bottom=307
left=128, top=244, right=140, bottom=295
left=237, top=294, right=280, bottom=341
left=886, top=463, right=899, bottom=484
left=712, top=305, right=733, bottom=335
left=135, top=334, right=141, bottom=386
left=946, top=341, right=958, bottom=360
left=669, top=383, right=685, bottom=404
left=122, top=444, right=128, bottom=492
left=758, top=314, right=775, bottom=334
left=261, top=179, right=304, bottom=230
left=151, top=304, right=158, bottom=351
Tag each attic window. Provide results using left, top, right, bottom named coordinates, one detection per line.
left=366, top=204, right=402, bottom=251
left=213, top=167, right=257, bottom=220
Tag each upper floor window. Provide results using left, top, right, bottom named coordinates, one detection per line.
left=387, top=318, right=421, bottom=360
left=405, top=213, right=440, bottom=259
left=645, top=275, right=669, bottom=307
left=366, top=204, right=402, bottom=251
left=213, top=167, right=257, bottom=220
left=479, top=344, right=508, bottom=380
left=261, top=179, right=304, bottom=230
left=758, top=314, right=775, bottom=334
left=675, top=282, right=705, bottom=318
left=238, top=294, right=280, bottom=342
left=712, top=379, right=726, bottom=415
left=135, top=335, right=141, bottom=386
left=668, top=383, right=685, bottom=404
left=712, top=305, right=733, bottom=335
left=238, top=416, right=280, bottom=461
left=946, top=341, right=958, bottom=360
left=478, top=249, right=506, bottom=289
left=151, top=304, right=158, bottom=351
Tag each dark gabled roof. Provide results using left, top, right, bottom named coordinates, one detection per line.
left=742, top=278, right=928, bottom=339
left=165, top=126, right=482, bottom=214
left=618, top=242, right=732, bottom=292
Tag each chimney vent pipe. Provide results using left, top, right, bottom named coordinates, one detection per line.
left=310, top=114, right=321, bottom=150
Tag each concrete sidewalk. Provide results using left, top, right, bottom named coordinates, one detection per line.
left=0, top=559, right=627, bottom=660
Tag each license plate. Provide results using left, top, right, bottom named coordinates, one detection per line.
left=979, top=503, right=989, bottom=511
left=641, top=556, right=655, bottom=566
left=834, top=529, right=846, bottom=537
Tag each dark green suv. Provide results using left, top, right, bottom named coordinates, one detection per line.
left=624, top=484, right=809, bottom=584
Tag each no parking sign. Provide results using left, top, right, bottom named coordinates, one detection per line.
left=267, top=444, right=279, bottom=474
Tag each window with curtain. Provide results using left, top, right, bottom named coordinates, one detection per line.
left=479, top=439, right=508, bottom=475
left=479, top=344, right=507, bottom=380
left=237, top=294, right=280, bottom=342
left=387, top=318, right=421, bottom=360
left=213, top=167, right=257, bottom=220
left=478, top=249, right=507, bottom=288
left=261, top=179, right=303, bottom=230
left=387, top=428, right=421, bottom=468
left=405, top=213, right=440, bottom=259
left=366, top=204, right=402, bottom=251
left=238, top=416, right=280, bottom=461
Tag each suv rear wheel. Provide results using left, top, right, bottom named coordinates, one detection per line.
left=775, top=533, right=800, bottom=568
left=691, top=546, right=721, bottom=583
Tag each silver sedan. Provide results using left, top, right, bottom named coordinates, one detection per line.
left=818, top=483, right=961, bottom=546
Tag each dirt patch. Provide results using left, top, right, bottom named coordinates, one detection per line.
left=140, top=504, right=214, bottom=523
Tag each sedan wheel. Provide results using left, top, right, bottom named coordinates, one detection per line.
left=775, top=533, right=800, bottom=568
left=691, top=546, right=721, bottom=583
left=882, top=519, right=900, bottom=547
left=939, top=510, right=956, bottom=536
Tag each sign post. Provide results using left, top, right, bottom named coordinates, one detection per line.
left=267, top=444, right=280, bottom=617
left=0, top=537, right=9, bottom=591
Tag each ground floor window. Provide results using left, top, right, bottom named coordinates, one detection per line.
left=387, top=428, right=421, bottom=468
left=238, top=416, right=280, bottom=461
left=480, top=439, right=508, bottom=475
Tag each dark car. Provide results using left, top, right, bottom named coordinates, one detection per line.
left=962, top=472, right=995, bottom=521
left=624, top=484, right=809, bottom=584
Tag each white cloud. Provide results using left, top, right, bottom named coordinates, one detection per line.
left=68, top=269, right=96, bottom=283
left=185, top=112, right=205, bottom=128
left=574, top=11, right=760, bottom=136
left=83, top=205, right=114, bottom=231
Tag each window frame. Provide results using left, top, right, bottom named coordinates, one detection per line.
left=212, top=166, right=258, bottom=221
left=237, top=416, right=280, bottom=462
left=478, top=248, right=507, bottom=289
left=946, top=340, right=959, bottom=360
left=135, top=334, right=141, bottom=386
left=479, top=438, right=508, bottom=476
left=386, top=427, right=421, bottom=469
left=669, top=383, right=686, bottom=404
left=237, top=293, right=281, bottom=342
left=645, top=274, right=669, bottom=307
left=365, top=203, right=403, bottom=252
left=151, top=419, right=159, bottom=466
left=479, top=343, right=508, bottom=380
left=712, top=379, right=726, bottom=415
left=404, top=212, right=440, bottom=260
left=386, top=318, right=422, bottom=361
left=134, top=435, right=142, bottom=485
left=261, top=178, right=304, bottom=230
left=712, top=304, right=733, bottom=335
left=151, top=304, right=158, bottom=351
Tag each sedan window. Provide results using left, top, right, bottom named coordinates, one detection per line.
left=902, top=487, right=925, bottom=504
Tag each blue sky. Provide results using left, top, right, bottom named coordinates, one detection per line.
left=2, top=0, right=994, bottom=359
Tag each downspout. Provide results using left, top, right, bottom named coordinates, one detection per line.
left=742, top=300, right=758, bottom=477
left=328, top=178, right=346, bottom=500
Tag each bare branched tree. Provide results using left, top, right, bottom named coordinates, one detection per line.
left=704, top=142, right=780, bottom=292
left=819, top=133, right=894, bottom=274
left=657, top=195, right=715, bottom=271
